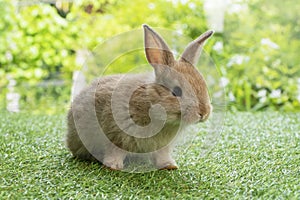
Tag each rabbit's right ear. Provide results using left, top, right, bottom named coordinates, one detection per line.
left=143, top=24, right=175, bottom=76
left=179, top=30, right=214, bottom=66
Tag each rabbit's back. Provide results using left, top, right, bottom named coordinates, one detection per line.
left=66, top=75, right=123, bottom=159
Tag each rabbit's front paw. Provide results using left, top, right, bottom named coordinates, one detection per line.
left=160, top=164, right=178, bottom=170
left=154, top=157, right=178, bottom=170
left=153, top=147, right=178, bottom=170
left=156, top=160, right=178, bottom=170
left=103, top=157, right=124, bottom=170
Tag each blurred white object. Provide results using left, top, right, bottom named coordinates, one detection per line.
left=228, top=91, right=235, bottom=101
left=220, top=77, right=229, bottom=87
left=71, top=49, right=89, bottom=101
left=227, top=54, right=250, bottom=67
left=261, top=38, right=280, bottom=49
left=71, top=70, right=86, bottom=102
left=227, top=0, right=248, bottom=14
left=212, top=41, right=223, bottom=53
left=257, top=89, right=267, bottom=98
left=297, top=78, right=300, bottom=102
left=6, top=75, right=20, bottom=113
left=204, top=0, right=228, bottom=33
left=270, top=89, right=281, bottom=99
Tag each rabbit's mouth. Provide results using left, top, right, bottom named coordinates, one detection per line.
left=180, top=107, right=211, bottom=124
left=196, top=117, right=208, bottom=123
left=181, top=112, right=198, bottom=125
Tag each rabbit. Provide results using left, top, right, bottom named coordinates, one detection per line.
left=66, top=24, right=213, bottom=170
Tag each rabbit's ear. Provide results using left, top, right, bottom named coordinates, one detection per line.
left=143, top=25, right=175, bottom=71
left=179, top=30, right=214, bottom=66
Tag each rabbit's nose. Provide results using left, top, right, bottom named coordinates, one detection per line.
left=199, top=113, right=209, bottom=122
left=198, top=104, right=212, bottom=122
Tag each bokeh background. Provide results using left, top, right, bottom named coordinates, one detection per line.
left=1, top=0, right=299, bottom=114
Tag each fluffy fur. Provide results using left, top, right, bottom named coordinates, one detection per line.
left=66, top=25, right=213, bottom=170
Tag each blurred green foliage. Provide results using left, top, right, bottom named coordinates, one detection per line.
left=0, top=0, right=299, bottom=113
left=220, top=0, right=300, bottom=111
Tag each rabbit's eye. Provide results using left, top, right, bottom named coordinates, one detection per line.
left=172, top=86, right=182, bottom=97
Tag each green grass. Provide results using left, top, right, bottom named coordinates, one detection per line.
left=1, top=112, right=299, bottom=199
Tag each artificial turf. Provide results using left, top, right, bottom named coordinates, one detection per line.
left=0, top=112, right=299, bottom=199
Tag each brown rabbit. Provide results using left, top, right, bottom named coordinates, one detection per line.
left=66, top=25, right=213, bottom=170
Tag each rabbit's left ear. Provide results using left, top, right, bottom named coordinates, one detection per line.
left=143, top=24, right=175, bottom=71
left=179, top=30, right=214, bottom=66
